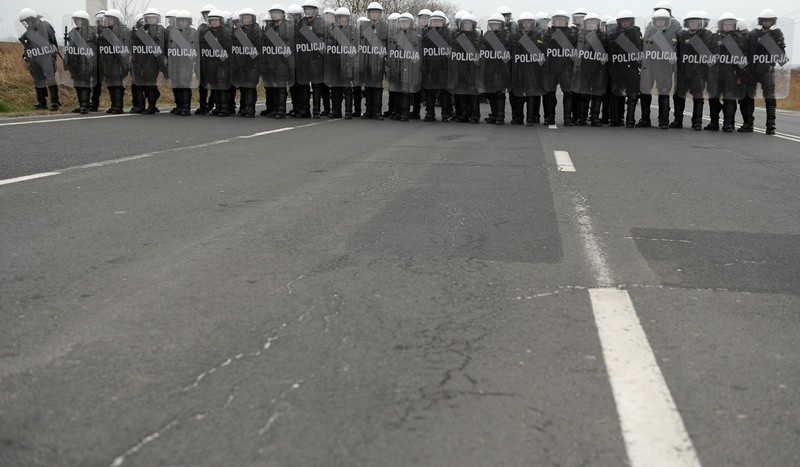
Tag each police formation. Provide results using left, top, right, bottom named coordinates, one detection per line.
left=18, top=2, right=791, bottom=134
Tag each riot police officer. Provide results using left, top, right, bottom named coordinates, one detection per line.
left=421, top=10, right=451, bottom=122
left=671, top=11, right=714, bottom=130
left=740, top=9, right=786, bottom=135
left=131, top=8, right=166, bottom=114
left=232, top=8, right=261, bottom=118
left=64, top=10, right=98, bottom=114
left=98, top=9, right=131, bottom=114
left=200, top=9, right=233, bottom=116
left=18, top=8, right=60, bottom=110
left=706, top=13, right=748, bottom=132
left=542, top=10, right=578, bottom=126
left=607, top=10, right=642, bottom=128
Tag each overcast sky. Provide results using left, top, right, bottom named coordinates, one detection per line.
left=2, top=0, right=798, bottom=62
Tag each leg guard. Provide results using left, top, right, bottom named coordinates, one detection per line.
left=636, top=94, right=652, bottom=127
left=691, top=98, right=704, bottom=130
left=705, top=97, right=721, bottom=130
left=765, top=98, right=777, bottom=134
left=669, top=96, right=685, bottom=128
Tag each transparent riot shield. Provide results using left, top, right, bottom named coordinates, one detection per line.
left=200, top=26, right=232, bottom=91
left=447, top=31, right=482, bottom=95
left=167, top=24, right=200, bottom=89
left=359, top=20, right=388, bottom=88
left=510, top=30, right=545, bottom=97
left=98, top=24, right=132, bottom=87
left=388, top=27, right=422, bottom=93
left=477, top=28, right=511, bottom=93
left=708, top=29, right=748, bottom=100
left=325, top=22, right=360, bottom=88
left=231, top=24, right=261, bottom=88
left=62, top=19, right=98, bottom=88
left=16, top=15, right=60, bottom=88
left=607, top=26, right=643, bottom=96
left=131, top=25, right=167, bottom=87
left=572, top=28, right=608, bottom=96
left=294, top=16, right=325, bottom=85
left=747, top=18, right=793, bottom=99
left=543, top=27, right=577, bottom=93
left=421, top=26, right=450, bottom=90
left=261, top=20, right=295, bottom=88
left=640, top=22, right=677, bottom=95
left=674, top=28, right=715, bottom=99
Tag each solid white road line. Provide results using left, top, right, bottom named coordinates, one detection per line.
left=0, top=114, right=135, bottom=127
left=554, top=150, right=576, bottom=172
left=589, top=288, right=701, bottom=467
left=0, top=172, right=61, bottom=186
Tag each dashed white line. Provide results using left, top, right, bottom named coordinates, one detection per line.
left=554, top=151, right=576, bottom=172
left=589, top=288, right=701, bottom=467
left=0, top=172, right=61, bottom=186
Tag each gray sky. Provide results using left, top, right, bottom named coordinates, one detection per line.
left=2, top=0, right=798, bottom=63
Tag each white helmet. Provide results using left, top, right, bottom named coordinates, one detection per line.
left=95, top=10, right=106, bottom=19
left=19, top=8, right=37, bottom=21
left=241, top=8, right=257, bottom=17
left=430, top=10, right=447, bottom=22
left=718, top=12, right=736, bottom=22
left=552, top=10, right=569, bottom=19
left=698, top=10, right=709, bottom=19
left=418, top=9, right=432, bottom=17
left=166, top=10, right=178, bottom=18
left=454, top=10, right=466, bottom=20
left=488, top=13, right=505, bottom=23
left=302, top=0, right=320, bottom=9
left=496, top=5, right=512, bottom=15
left=357, top=16, right=368, bottom=24
left=144, top=7, right=160, bottom=16
left=758, top=9, right=777, bottom=19
left=684, top=10, right=701, bottom=20
left=518, top=11, right=534, bottom=21
left=105, top=9, right=124, bottom=22
left=335, top=7, right=350, bottom=16
left=221, top=11, right=233, bottom=21
left=176, top=10, right=192, bottom=19
left=653, top=1, right=673, bottom=11
left=134, top=13, right=144, bottom=23
left=72, top=10, right=91, bottom=22
left=367, top=2, right=383, bottom=11
left=287, top=4, right=302, bottom=14
left=617, top=9, right=635, bottom=20
left=399, top=12, right=414, bottom=22
left=572, top=7, right=588, bottom=15
left=584, top=12, right=601, bottom=22
left=388, top=13, right=400, bottom=20
left=269, top=4, right=286, bottom=12
left=601, top=15, right=612, bottom=23
left=652, top=9, right=670, bottom=19
left=201, top=4, right=216, bottom=13
left=462, top=13, right=477, bottom=22
left=323, top=8, right=335, bottom=15
left=533, top=12, right=548, bottom=20
left=207, top=9, right=224, bottom=19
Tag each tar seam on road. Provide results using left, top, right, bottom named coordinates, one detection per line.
left=0, top=122, right=328, bottom=186
left=566, top=189, right=701, bottom=466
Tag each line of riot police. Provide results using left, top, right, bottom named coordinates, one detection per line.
left=18, top=3, right=791, bottom=133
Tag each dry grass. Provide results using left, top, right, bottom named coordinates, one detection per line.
left=2, top=41, right=799, bottom=114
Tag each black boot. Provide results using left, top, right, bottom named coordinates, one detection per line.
left=601, top=91, right=611, bottom=124
left=48, top=85, right=61, bottom=111
left=217, top=90, right=230, bottom=116
left=722, top=99, right=737, bottom=132
left=344, top=87, right=353, bottom=119
left=669, top=96, right=685, bottom=128
left=765, top=98, right=777, bottom=135
left=90, top=80, right=101, bottom=111
left=563, top=91, right=574, bottom=126
left=424, top=89, right=437, bottom=121
left=737, top=97, right=754, bottom=132
left=330, top=87, right=342, bottom=118
left=321, top=83, right=331, bottom=116
left=410, top=91, right=421, bottom=119
left=609, top=96, right=624, bottom=127
left=276, top=87, right=287, bottom=118
left=590, top=96, right=602, bottom=126
left=353, top=86, right=362, bottom=117
left=399, top=93, right=411, bottom=122
left=543, top=92, right=556, bottom=125
left=312, top=84, right=322, bottom=118
left=657, top=95, right=670, bottom=129
left=636, top=94, right=651, bottom=127
left=469, top=94, right=480, bottom=123
left=181, top=89, right=192, bottom=115
left=525, top=96, right=535, bottom=126
left=625, top=95, right=637, bottom=128
left=373, top=87, right=384, bottom=120
left=495, top=93, right=505, bottom=125
left=577, top=94, right=590, bottom=126
left=440, top=91, right=451, bottom=122
left=691, top=98, right=704, bottom=130
left=485, top=94, right=497, bottom=124
left=705, top=97, right=721, bottom=130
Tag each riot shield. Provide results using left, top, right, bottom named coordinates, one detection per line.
left=231, top=24, right=261, bottom=88
left=708, top=29, right=748, bottom=100
left=572, top=28, right=608, bottom=96
left=640, top=21, right=677, bottom=95
left=674, top=28, right=715, bottom=98
left=167, top=25, right=200, bottom=89
left=447, top=30, right=482, bottom=95
left=608, top=27, right=643, bottom=96
left=200, top=26, right=232, bottom=90
left=477, top=28, right=511, bottom=93
left=388, top=27, right=422, bottom=93
left=98, top=24, right=132, bottom=87
left=510, top=30, right=545, bottom=97
left=17, top=16, right=60, bottom=88
left=421, top=26, right=450, bottom=90
left=325, top=22, right=360, bottom=88
left=747, top=18, right=793, bottom=99
left=294, top=16, right=325, bottom=85
left=261, top=21, right=295, bottom=88
left=62, top=20, right=98, bottom=88
left=131, top=25, right=167, bottom=87
left=359, top=20, right=388, bottom=87
left=542, top=27, right=577, bottom=93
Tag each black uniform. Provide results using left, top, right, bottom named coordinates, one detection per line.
left=421, top=24, right=451, bottom=121
left=167, top=21, right=199, bottom=116
left=510, top=26, right=545, bottom=125
left=607, top=22, right=643, bottom=127
left=671, top=26, right=714, bottom=129
left=707, top=28, right=748, bottom=131
left=480, top=26, right=511, bottom=124
left=64, top=20, right=98, bottom=114
left=199, top=20, right=233, bottom=116
left=131, top=21, right=167, bottom=113
left=18, top=17, right=60, bottom=109
left=571, top=26, right=608, bottom=126
left=359, top=19, right=389, bottom=119
left=542, top=24, right=578, bottom=125
left=740, top=25, right=786, bottom=134
left=232, top=21, right=262, bottom=117
left=447, top=26, right=482, bottom=123
left=98, top=19, right=131, bottom=113
left=295, top=14, right=326, bottom=118
left=261, top=18, right=294, bottom=118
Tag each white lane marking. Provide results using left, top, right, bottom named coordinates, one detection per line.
left=684, top=111, right=800, bottom=144
left=548, top=124, right=558, bottom=129
left=554, top=150, right=576, bottom=172
left=566, top=191, right=701, bottom=466
left=589, top=288, right=701, bottom=467
left=0, top=172, right=61, bottom=186
left=0, top=113, right=135, bottom=127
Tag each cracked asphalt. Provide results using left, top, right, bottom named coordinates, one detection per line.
left=1, top=102, right=799, bottom=466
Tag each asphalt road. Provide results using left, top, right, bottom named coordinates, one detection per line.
left=1, top=98, right=799, bottom=467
